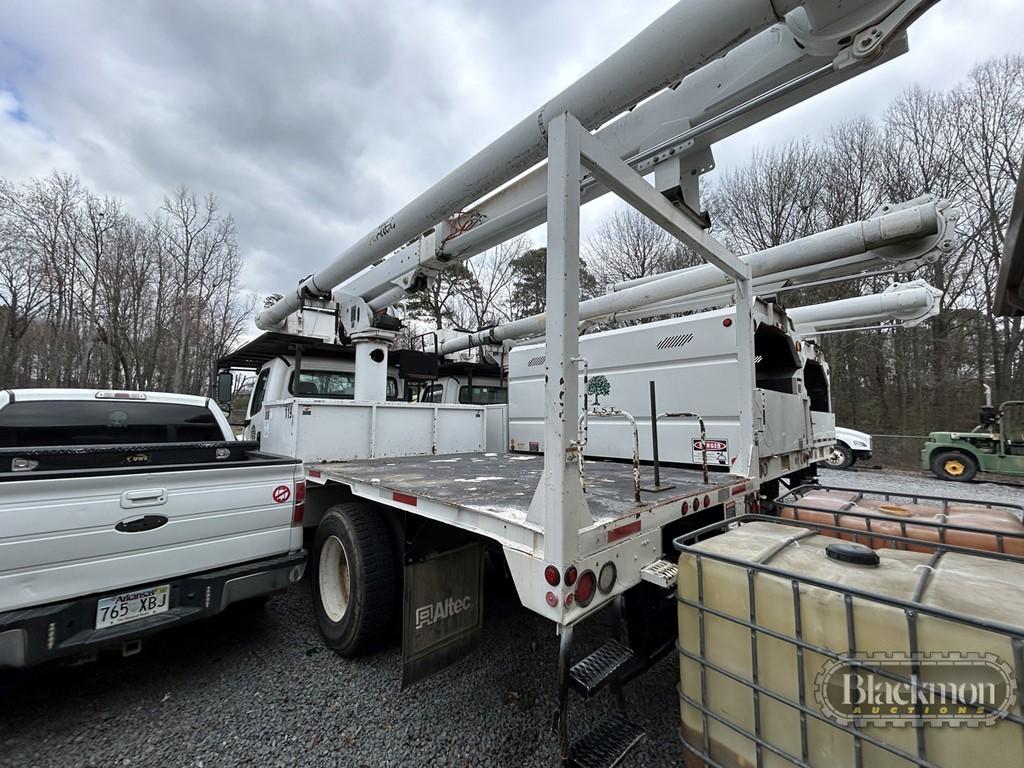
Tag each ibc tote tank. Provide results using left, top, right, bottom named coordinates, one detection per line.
left=676, top=519, right=1024, bottom=768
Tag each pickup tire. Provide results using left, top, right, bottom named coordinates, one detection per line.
left=312, top=501, right=397, bottom=656
left=930, top=450, right=978, bottom=482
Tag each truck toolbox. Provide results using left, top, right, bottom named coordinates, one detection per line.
left=778, top=485, right=1024, bottom=556
left=675, top=517, right=1024, bottom=768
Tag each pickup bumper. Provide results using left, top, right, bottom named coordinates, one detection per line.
left=0, top=550, right=307, bottom=668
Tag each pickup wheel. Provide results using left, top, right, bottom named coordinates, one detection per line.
left=824, top=443, right=854, bottom=470
left=312, top=501, right=397, bottom=656
left=931, top=450, right=978, bottom=482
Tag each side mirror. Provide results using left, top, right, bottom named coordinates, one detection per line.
left=216, top=371, right=234, bottom=409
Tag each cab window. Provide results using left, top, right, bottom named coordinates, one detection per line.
left=290, top=370, right=398, bottom=399
left=420, top=383, right=445, bottom=403
left=249, top=368, right=271, bottom=417
left=458, top=385, right=507, bottom=405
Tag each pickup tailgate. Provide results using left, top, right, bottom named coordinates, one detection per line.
left=0, top=460, right=302, bottom=613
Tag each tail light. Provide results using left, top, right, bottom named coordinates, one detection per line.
left=704, top=494, right=711, bottom=508
left=564, top=566, right=578, bottom=587
left=545, top=591, right=558, bottom=607
left=292, top=480, right=306, bottom=526
left=575, top=570, right=596, bottom=608
left=544, top=565, right=561, bottom=586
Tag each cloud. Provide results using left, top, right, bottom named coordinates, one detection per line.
left=0, top=0, right=1019, bottom=306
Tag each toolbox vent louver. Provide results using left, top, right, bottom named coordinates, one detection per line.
left=527, top=355, right=546, bottom=367
left=656, top=333, right=694, bottom=350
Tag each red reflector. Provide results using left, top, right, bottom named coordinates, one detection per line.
left=732, top=484, right=747, bottom=496
left=704, top=495, right=711, bottom=507
left=575, top=571, right=596, bottom=607
left=564, top=592, right=575, bottom=607
left=308, top=468, right=321, bottom=478
left=723, top=318, right=733, bottom=327
left=545, top=591, right=558, bottom=607
left=393, top=492, right=417, bottom=506
left=607, top=520, right=641, bottom=543
left=544, top=565, right=560, bottom=587
left=292, top=480, right=305, bottom=527
left=114, top=392, right=130, bottom=398
left=565, top=566, right=578, bottom=587
left=693, top=497, right=700, bottom=511
left=681, top=500, right=689, bottom=513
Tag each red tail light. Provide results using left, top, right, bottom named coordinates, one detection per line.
left=544, top=565, right=561, bottom=586
left=575, top=570, right=596, bottom=608
left=565, top=566, right=578, bottom=587
left=292, top=480, right=306, bottom=526
left=704, top=494, right=711, bottom=508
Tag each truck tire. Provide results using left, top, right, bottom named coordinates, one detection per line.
left=312, top=501, right=397, bottom=656
left=930, top=450, right=978, bottom=482
left=824, top=443, right=854, bottom=470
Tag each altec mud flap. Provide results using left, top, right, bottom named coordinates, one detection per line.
left=401, top=542, right=484, bottom=688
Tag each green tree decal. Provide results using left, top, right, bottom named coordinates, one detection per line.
left=586, top=375, right=611, bottom=405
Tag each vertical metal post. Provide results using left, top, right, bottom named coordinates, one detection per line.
left=649, top=380, right=661, bottom=488
left=733, top=274, right=758, bottom=486
left=527, top=112, right=590, bottom=563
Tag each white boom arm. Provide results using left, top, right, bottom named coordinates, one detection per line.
left=787, top=279, right=943, bottom=333
left=256, top=0, right=941, bottom=331
left=438, top=195, right=958, bottom=354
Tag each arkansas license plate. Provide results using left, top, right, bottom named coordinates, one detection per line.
left=96, top=584, right=170, bottom=629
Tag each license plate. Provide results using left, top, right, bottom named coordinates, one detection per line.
left=96, top=584, right=170, bottom=629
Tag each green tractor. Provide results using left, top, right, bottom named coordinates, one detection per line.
left=922, top=386, right=1024, bottom=481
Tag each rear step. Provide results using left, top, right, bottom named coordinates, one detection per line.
left=568, top=712, right=646, bottom=768
left=570, top=639, right=634, bottom=697
left=639, top=559, right=678, bottom=589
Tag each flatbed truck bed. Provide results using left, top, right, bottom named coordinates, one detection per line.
left=306, top=451, right=749, bottom=561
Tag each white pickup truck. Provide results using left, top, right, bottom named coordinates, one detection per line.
left=0, top=388, right=307, bottom=668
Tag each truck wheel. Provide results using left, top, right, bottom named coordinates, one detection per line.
left=931, top=451, right=978, bottom=482
left=312, top=501, right=397, bottom=656
left=825, top=443, right=854, bottom=470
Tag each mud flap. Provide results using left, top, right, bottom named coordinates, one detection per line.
left=401, top=542, right=484, bottom=688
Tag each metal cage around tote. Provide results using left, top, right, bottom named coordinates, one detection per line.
left=673, top=514, right=1024, bottom=768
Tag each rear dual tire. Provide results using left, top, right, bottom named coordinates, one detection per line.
left=311, top=501, right=397, bottom=656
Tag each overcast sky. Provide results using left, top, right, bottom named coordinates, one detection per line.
left=2, top=0, right=1022, bottom=303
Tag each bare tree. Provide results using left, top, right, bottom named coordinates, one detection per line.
left=585, top=207, right=699, bottom=290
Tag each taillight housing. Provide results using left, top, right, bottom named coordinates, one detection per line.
left=564, top=566, right=578, bottom=587
left=292, top=480, right=306, bottom=526
left=575, top=570, right=596, bottom=608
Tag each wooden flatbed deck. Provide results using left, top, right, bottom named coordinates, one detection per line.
left=310, top=452, right=745, bottom=529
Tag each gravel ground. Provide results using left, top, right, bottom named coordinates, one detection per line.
left=0, top=574, right=682, bottom=768
left=3, top=466, right=1021, bottom=768
left=818, top=466, right=1024, bottom=508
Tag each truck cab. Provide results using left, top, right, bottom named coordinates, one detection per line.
left=221, top=332, right=405, bottom=443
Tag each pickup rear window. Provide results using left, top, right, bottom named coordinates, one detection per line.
left=0, top=401, right=224, bottom=447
